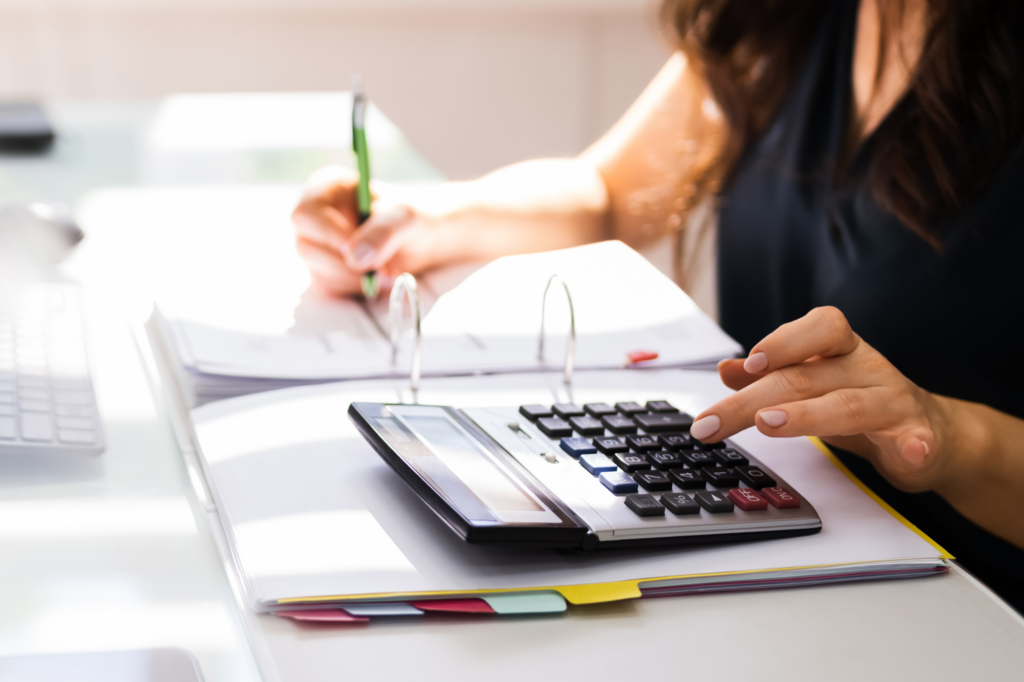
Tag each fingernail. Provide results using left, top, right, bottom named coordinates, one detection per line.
left=759, top=410, right=788, bottom=428
left=744, top=351, right=768, bottom=373
left=352, top=243, right=376, bottom=268
left=923, top=441, right=929, bottom=455
left=690, top=415, right=720, bottom=441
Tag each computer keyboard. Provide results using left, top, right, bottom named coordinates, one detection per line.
left=0, top=282, right=104, bottom=456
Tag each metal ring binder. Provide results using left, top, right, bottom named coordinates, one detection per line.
left=389, top=273, right=422, bottom=392
left=538, top=274, right=575, bottom=385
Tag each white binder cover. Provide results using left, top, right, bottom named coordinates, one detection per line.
left=185, top=369, right=948, bottom=612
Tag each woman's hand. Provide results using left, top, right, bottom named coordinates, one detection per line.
left=689, top=306, right=961, bottom=494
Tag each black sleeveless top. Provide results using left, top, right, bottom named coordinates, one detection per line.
left=717, top=0, right=1024, bottom=610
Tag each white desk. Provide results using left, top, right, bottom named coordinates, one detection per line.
left=1, top=96, right=1022, bottom=682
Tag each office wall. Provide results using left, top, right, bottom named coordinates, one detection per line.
left=0, top=0, right=670, bottom=179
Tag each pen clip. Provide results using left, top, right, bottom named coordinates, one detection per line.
left=538, top=274, right=576, bottom=385
left=389, top=273, right=422, bottom=396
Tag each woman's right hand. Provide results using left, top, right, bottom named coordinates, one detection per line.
left=291, top=165, right=438, bottom=296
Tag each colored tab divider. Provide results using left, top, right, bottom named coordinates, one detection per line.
left=410, top=599, right=495, bottom=614
left=274, top=609, right=368, bottom=623
left=481, top=591, right=566, bottom=615
left=335, top=602, right=424, bottom=617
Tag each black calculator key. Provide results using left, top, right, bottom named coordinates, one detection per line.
left=668, top=469, right=706, bottom=489
left=519, top=404, right=552, bottom=421
left=681, top=450, right=717, bottom=468
left=692, top=440, right=724, bottom=451
left=615, top=402, right=646, bottom=415
left=658, top=432, right=694, bottom=451
left=661, top=492, right=701, bottom=515
left=633, top=412, right=695, bottom=433
left=594, top=435, right=629, bottom=454
left=626, top=494, right=666, bottom=517
left=612, top=453, right=651, bottom=473
left=601, top=414, right=638, bottom=434
left=569, top=416, right=605, bottom=436
left=537, top=417, right=573, bottom=438
left=701, top=467, right=740, bottom=488
left=736, top=465, right=777, bottom=489
left=694, top=490, right=735, bottom=513
left=553, top=403, right=586, bottom=419
left=626, top=434, right=660, bottom=452
left=712, top=447, right=750, bottom=466
left=584, top=403, right=618, bottom=417
left=635, top=469, right=673, bottom=491
left=646, top=450, right=682, bottom=470
left=646, top=400, right=679, bottom=413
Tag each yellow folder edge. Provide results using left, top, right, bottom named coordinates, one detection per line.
left=277, top=437, right=952, bottom=607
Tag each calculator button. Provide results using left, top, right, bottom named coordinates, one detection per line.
left=615, top=402, right=646, bottom=415
left=612, top=453, right=651, bottom=473
left=553, top=403, right=586, bottom=419
left=626, top=434, right=660, bottom=452
left=646, top=400, right=679, bottom=413
left=681, top=450, right=716, bottom=468
left=727, top=488, right=768, bottom=511
left=762, top=486, right=801, bottom=509
left=601, top=414, right=638, bottom=435
left=537, top=417, right=573, bottom=438
left=580, top=453, right=617, bottom=474
left=633, top=412, right=694, bottom=433
left=599, top=470, right=638, bottom=494
left=668, top=469, right=706, bottom=489
left=712, top=448, right=750, bottom=466
left=646, top=450, right=682, bottom=470
left=661, top=492, right=701, bottom=515
left=625, top=494, right=666, bottom=517
left=569, top=416, right=605, bottom=436
left=594, top=435, right=629, bottom=454
left=560, top=437, right=596, bottom=457
left=658, top=432, right=694, bottom=451
left=692, top=440, right=723, bottom=451
left=701, top=467, right=739, bottom=488
left=519, top=404, right=552, bottom=421
left=735, top=466, right=777, bottom=489
left=634, top=470, right=672, bottom=491
left=584, top=403, right=618, bottom=417
left=694, top=490, right=735, bottom=513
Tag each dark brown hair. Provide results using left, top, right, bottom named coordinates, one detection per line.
left=662, top=0, right=1024, bottom=242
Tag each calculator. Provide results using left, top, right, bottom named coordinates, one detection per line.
left=348, top=400, right=821, bottom=550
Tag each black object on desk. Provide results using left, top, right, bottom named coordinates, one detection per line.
left=0, top=102, right=55, bottom=153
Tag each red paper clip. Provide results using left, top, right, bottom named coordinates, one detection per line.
left=624, top=350, right=659, bottom=367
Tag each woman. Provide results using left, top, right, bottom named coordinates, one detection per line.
left=292, top=0, right=1024, bottom=609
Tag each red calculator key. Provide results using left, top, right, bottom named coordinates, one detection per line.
left=762, top=486, right=801, bottom=509
left=727, top=488, right=768, bottom=511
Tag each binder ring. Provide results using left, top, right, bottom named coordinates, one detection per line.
left=389, top=273, right=422, bottom=392
left=538, top=274, right=575, bottom=385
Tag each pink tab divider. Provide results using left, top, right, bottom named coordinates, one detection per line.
left=409, top=599, right=495, bottom=614
left=273, top=609, right=369, bottom=623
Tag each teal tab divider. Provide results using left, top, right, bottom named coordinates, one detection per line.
left=482, top=591, right=567, bottom=615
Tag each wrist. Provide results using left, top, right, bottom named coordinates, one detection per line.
left=929, top=394, right=997, bottom=501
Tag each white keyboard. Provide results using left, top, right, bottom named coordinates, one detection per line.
left=0, top=282, right=104, bottom=456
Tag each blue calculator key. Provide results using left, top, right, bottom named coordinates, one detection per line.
left=560, top=437, right=597, bottom=457
left=580, top=453, right=617, bottom=474
left=599, top=470, right=639, bottom=494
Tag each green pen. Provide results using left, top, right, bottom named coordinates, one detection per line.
left=351, top=74, right=379, bottom=299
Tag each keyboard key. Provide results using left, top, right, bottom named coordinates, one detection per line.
left=634, top=469, right=672, bottom=491
left=19, top=400, right=51, bottom=413
left=661, top=492, right=701, bottom=515
left=552, top=403, right=586, bottom=419
left=19, top=388, right=49, bottom=401
left=735, top=465, right=777, bottom=489
left=762, top=486, right=801, bottom=509
left=0, top=416, right=13, bottom=440
left=728, top=488, right=768, bottom=511
left=646, top=450, right=682, bottom=470
left=701, top=467, right=739, bottom=488
left=55, top=404, right=91, bottom=417
left=694, top=490, right=735, bottom=513
left=601, top=414, right=638, bottom=435
left=54, top=391, right=91, bottom=405
left=537, top=417, right=572, bottom=438
left=519, top=404, right=553, bottom=421
left=580, top=453, right=617, bottom=474
left=626, top=434, right=660, bottom=452
left=584, top=403, right=618, bottom=417
left=560, top=437, right=596, bottom=457
left=0, top=404, right=13, bottom=416
left=569, top=416, right=605, bottom=436
left=58, top=429, right=95, bottom=445
left=626, top=494, right=666, bottom=517
left=612, top=453, right=651, bottom=473
left=646, top=400, right=679, bottom=413
left=20, top=413, right=53, bottom=442
left=667, top=469, right=706, bottom=489
left=599, top=470, right=638, bottom=494
left=633, top=412, right=695, bottom=432
left=18, top=377, right=48, bottom=389
left=0, top=391, right=12, bottom=404
left=681, top=450, right=717, bottom=468
left=593, top=435, right=629, bottom=454
left=615, top=402, right=646, bottom=415
left=712, top=447, right=749, bottom=466
left=691, top=440, right=724, bottom=451
left=658, top=432, right=695, bottom=451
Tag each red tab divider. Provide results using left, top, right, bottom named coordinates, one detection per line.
left=274, top=609, right=369, bottom=623
left=410, top=599, right=496, bottom=614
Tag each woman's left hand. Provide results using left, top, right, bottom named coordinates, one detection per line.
left=689, top=306, right=958, bottom=493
